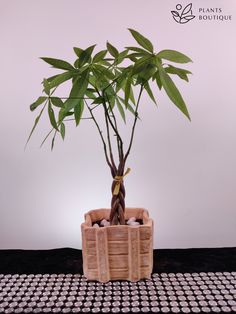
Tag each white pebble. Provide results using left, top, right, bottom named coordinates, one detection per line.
left=93, top=223, right=100, bottom=228
left=127, top=217, right=136, bottom=224
left=129, top=221, right=140, bottom=226
left=100, top=219, right=109, bottom=226
left=103, top=221, right=110, bottom=226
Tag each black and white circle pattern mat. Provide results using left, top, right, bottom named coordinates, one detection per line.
left=0, top=272, right=236, bottom=313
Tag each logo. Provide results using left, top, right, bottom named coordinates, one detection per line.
left=171, top=3, right=195, bottom=24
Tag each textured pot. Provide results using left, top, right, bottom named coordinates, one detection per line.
left=81, top=208, right=153, bottom=282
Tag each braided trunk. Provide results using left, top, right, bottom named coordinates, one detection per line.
left=109, top=161, right=126, bottom=225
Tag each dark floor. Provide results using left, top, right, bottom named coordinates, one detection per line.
left=0, top=247, right=235, bottom=274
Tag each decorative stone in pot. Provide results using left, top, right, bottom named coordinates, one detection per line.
left=81, top=208, right=153, bottom=282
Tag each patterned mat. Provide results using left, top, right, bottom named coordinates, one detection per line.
left=0, top=272, right=236, bottom=313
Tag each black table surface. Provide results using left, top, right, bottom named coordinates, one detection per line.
left=0, top=247, right=235, bottom=274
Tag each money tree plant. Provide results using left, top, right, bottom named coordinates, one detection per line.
left=27, top=29, right=192, bottom=225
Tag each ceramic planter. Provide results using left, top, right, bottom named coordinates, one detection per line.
left=81, top=207, right=153, bottom=282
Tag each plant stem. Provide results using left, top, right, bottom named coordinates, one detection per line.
left=94, top=87, right=124, bottom=167
left=104, top=94, right=123, bottom=162
left=85, top=100, right=115, bottom=176
left=104, top=104, right=117, bottom=172
left=124, top=85, right=144, bottom=162
left=101, top=95, right=124, bottom=157
left=90, top=104, right=101, bottom=111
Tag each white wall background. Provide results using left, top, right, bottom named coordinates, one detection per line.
left=0, top=0, right=236, bottom=249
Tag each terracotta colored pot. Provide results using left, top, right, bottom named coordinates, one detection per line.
left=81, top=208, right=153, bottom=282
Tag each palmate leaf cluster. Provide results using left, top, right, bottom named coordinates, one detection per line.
left=27, top=29, right=192, bottom=152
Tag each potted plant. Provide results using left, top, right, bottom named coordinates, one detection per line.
left=27, top=29, right=192, bottom=282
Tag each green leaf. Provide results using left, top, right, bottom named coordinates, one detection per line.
left=86, top=45, right=96, bottom=55
left=127, top=102, right=138, bottom=117
left=94, top=64, right=115, bottom=80
left=105, top=84, right=116, bottom=97
left=124, top=76, right=131, bottom=108
left=50, top=97, right=64, bottom=108
left=51, top=131, right=57, bottom=151
left=74, top=59, right=79, bottom=68
left=74, top=99, right=84, bottom=126
left=48, top=101, right=59, bottom=130
left=58, top=108, right=74, bottom=122
left=99, top=59, right=112, bottom=67
left=92, top=68, right=109, bottom=89
left=46, top=74, right=59, bottom=83
left=106, top=94, right=115, bottom=111
left=73, top=47, right=83, bottom=57
left=131, top=55, right=153, bottom=76
left=30, top=96, right=47, bottom=111
left=78, top=45, right=96, bottom=67
left=63, top=98, right=79, bottom=112
left=106, top=41, right=119, bottom=58
left=40, top=57, right=74, bottom=70
left=129, top=86, right=136, bottom=105
left=25, top=104, right=46, bottom=149
left=60, top=122, right=65, bottom=140
left=125, top=46, right=151, bottom=54
left=138, top=63, right=157, bottom=81
left=164, top=65, right=191, bottom=82
left=69, top=69, right=90, bottom=99
left=116, top=97, right=126, bottom=123
left=110, top=96, right=116, bottom=110
left=43, top=78, right=50, bottom=95
left=92, top=96, right=104, bottom=104
left=116, top=49, right=128, bottom=64
left=157, top=50, right=192, bottom=64
left=63, top=70, right=89, bottom=114
left=155, top=71, right=162, bottom=90
left=120, top=78, right=135, bottom=105
left=87, top=87, right=96, bottom=92
left=144, top=82, right=157, bottom=105
left=158, top=67, right=190, bottom=120
left=118, top=97, right=138, bottom=119
left=128, top=28, right=154, bottom=53
left=126, top=52, right=145, bottom=60
left=126, top=55, right=138, bottom=62
left=115, top=71, right=127, bottom=93
left=85, top=89, right=96, bottom=100
left=48, top=71, right=73, bottom=89
left=93, top=50, right=107, bottom=63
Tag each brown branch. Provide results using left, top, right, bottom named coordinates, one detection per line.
left=103, top=104, right=117, bottom=172
left=93, top=87, right=124, bottom=167
left=90, top=104, right=101, bottom=111
left=124, top=85, right=144, bottom=162
left=101, top=92, right=124, bottom=156
left=85, top=100, right=115, bottom=176
left=104, top=93, right=123, bottom=162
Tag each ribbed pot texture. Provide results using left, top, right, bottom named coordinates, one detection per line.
left=81, top=208, right=153, bottom=282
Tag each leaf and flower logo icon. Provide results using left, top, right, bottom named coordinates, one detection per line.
left=171, top=3, right=196, bottom=24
